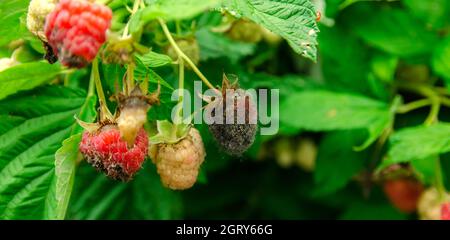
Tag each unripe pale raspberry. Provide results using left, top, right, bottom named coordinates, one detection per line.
left=418, top=188, right=450, bottom=220
left=150, top=128, right=205, bottom=190
left=294, top=138, right=317, bottom=172
left=166, top=38, right=200, bottom=68
left=227, top=19, right=263, bottom=43
left=27, top=0, right=58, bottom=41
left=79, top=124, right=148, bottom=181
left=45, top=0, right=112, bottom=68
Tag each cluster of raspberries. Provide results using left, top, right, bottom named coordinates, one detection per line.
left=26, top=0, right=258, bottom=191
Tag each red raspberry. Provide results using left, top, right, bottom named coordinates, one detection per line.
left=79, top=124, right=148, bottom=181
left=44, top=0, right=112, bottom=68
left=441, top=203, right=450, bottom=220
left=383, top=179, right=424, bottom=213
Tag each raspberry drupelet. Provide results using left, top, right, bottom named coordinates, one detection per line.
left=79, top=125, right=148, bottom=181
left=44, top=0, right=112, bottom=68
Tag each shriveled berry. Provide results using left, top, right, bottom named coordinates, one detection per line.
left=383, top=179, right=423, bottom=213
left=150, top=128, right=205, bottom=190
left=79, top=124, right=148, bottom=181
left=206, top=78, right=257, bottom=156
left=44, top=0, right=112, bottom=68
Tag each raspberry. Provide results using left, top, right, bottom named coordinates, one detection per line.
left=150, top=128, right=205, bottom=190
left=44, top=0, right=112, bottom=68
left=383, top=179, right=423, bottom=213
left=294, top=138, right=317, bottom=172
left=206, top=77, right=257, bottom=156
left=227, top=19, right=263, bottom=43
left=27, top=0, right=57, bottom=41
left=442, top=203, right=450, bottom=220
left=166, top=38, right=200, bottom=68
left=79, top=124, right=148, bottom=181
left=417, top=188, right=450, bottom=220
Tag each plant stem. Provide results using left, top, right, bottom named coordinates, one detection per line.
left=434, top=156, right=447, bottom=201
left=158, top=18, right=217, bottom=91
left=396, top=82, right=441, bottom=125
left=174, top=58, right=185, bottom=125
left=92, top=58, right=113, bottom=121
left=122, top=0, right=141, bottom=38
left=126, top=62, right=135, bottom=94
left=440, top=97, right=450, bottom=107
left=435, top=87, right=450, bottom=96
left=396, top=99, right=432, bottom=114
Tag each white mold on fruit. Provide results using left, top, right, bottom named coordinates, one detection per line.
left=26, top=0, right=58, bottom=41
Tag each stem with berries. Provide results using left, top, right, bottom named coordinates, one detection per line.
left=158, top=18, right=217, bottom=91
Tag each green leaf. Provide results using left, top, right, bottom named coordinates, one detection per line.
left=0, top=62, right=63, bottom=101
left=411, top=156, right=438, bottom=185
left=52, top=134, right=82, bottom=220
left=318, top=24, right=373, bottom=96
left=352, top=8, right=439, bottom=57
left=49, top=82, right=97, bottom=220
left=386, top=123, right=450, bottom=164
left=314, top=130, right=366, bottom=195
left=196, top=29, right=256, bottom=63
left=432, top=35, right=450, bottom=90
left=142, top=0, right=220, bottom=21
left=0, top=115, right=26, bottom=135
left=340, top=200, right=407, bottom=220
left=134, top=56, right=174, bottom=90
left=403, top=0, right=450, bottom=29
left=279, top=90, right=391, bottom=131
left=136, top=51, right=173, bottom=68
left=68, top=162, right=182, bottom=220
left=0, top=0, right=29, bottom=46
left=223, top=0, right=319, bottom=61
left=0, top=86, right=88, bottom=219
left=370, top=53, right=398, bottom=83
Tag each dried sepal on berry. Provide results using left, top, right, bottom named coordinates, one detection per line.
left=204, top=74, right=258, bottom=156
left=149, top=123, right=205, bottom=190
left=102, top=34, right=148, bottom=65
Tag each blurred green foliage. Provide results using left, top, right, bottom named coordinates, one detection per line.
left=0, top=0, right=450, bottom=220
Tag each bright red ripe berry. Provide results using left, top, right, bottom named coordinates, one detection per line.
left=44, top=0, right=112, bottom=68
left=441, top=203, right=450, bottom=220
left=79, top=125, right=148, bottom=181
left=383, top=179, right=424, bottom=213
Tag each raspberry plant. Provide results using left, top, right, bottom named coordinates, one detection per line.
left=0, top=0, right=449, bottom=220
